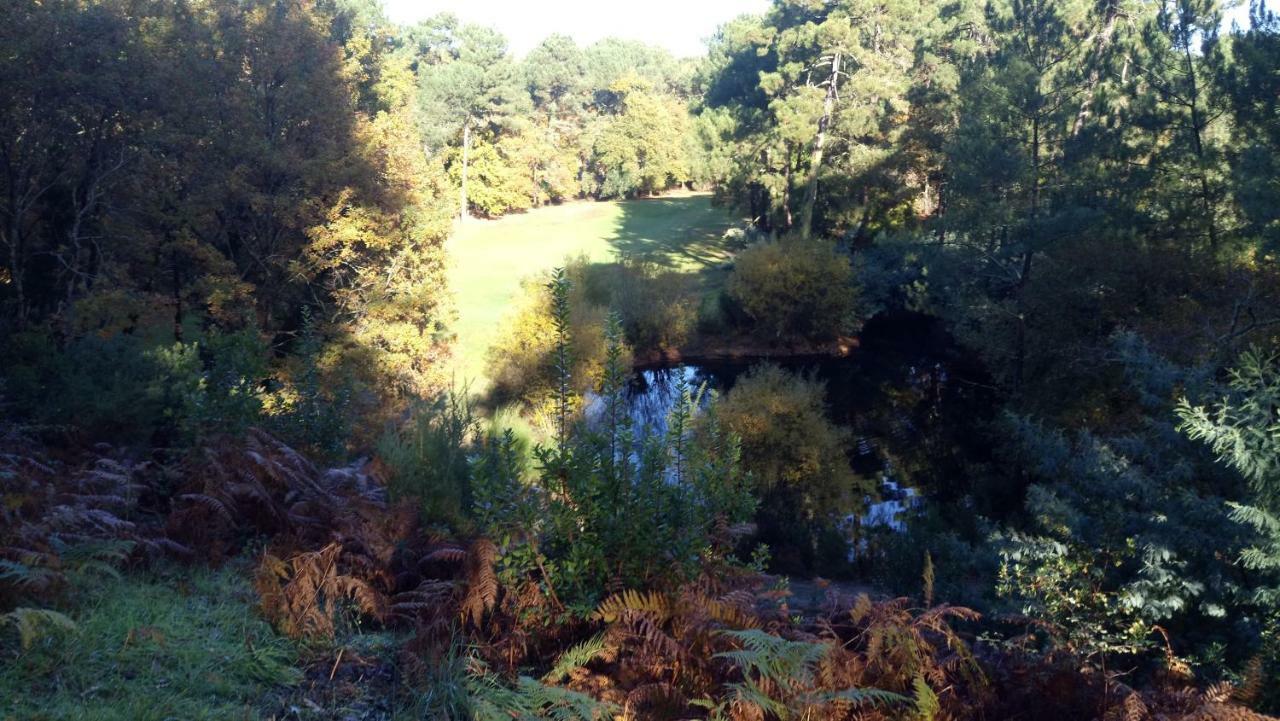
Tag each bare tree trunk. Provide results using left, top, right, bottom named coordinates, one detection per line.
left=799, top=52, right=841, bottom=240
left=4, top=216, right=24, bottom=329
left=1013, top=113, right=1042, bottom=396
left=459, top=117, right=471, bottom=223
left=781, top=142, right=794, bottom=230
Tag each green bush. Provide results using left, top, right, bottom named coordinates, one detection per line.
left=579, top=259, right=698, bottom=351
left=269, top=309, right=351, bottom=459
left=0, top=326, right=268, bottom=445
left=726, top=239, right=858, bottom=342
left=377, top=393, right=477, bottom=530
left=486, top=264, right=622, bottom=409
left=717, top=364, right=871, bottom=573
left=474, top=279, right=757, bottom=609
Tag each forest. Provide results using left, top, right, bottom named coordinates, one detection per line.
left=1, top=0, right=1279, bottom=719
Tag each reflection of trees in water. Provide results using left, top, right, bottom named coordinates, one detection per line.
left=623, top=366, right=714, bottom=436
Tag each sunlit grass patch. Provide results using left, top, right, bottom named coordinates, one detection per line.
left=448, top=193, right=740, bottom=389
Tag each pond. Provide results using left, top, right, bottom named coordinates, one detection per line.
left=617, top=312, right=997, bottom=538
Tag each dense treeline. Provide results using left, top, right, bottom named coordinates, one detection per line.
left=693, top=0, right=1280, bottom=705
left=412, top=15, right=704, bottom=216
left=0, top=0, right=456, bottom=448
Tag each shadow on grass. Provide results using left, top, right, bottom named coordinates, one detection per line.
left=607, top=195, right=742, bottom=271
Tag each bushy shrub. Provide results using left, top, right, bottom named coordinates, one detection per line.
left=0, top=325, right=268, bottom=445
left=487, top=265, right=623, bottom=409
left=378, top=393, right=477, bottom=530
left=717, top=364, right=872, bottom=572
left=726, top=239, right=858, bottom=341
left=869, top=506, right=998, bottom=608
left=696, top=290, right=732, bottom=336
left=578, top=259, right=697, bottom=350
left=268, top=309, right=351, bottom=459
left=475, top=278, right=757, bottom=608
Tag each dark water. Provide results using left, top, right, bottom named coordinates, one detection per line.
left=619, top=312, right=998, bottom=533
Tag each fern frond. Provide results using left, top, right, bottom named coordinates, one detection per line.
left=913, top=675, right=940, bottom=721
left=542, top=632, right=612, bottom=684
left=2, top=607, right=77, bottom=649
left=594, top=589, right=671, bottom=623
left=461, top=538, right=499, bottom=628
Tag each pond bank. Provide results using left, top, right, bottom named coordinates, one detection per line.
left=632, top=334, right=860, bottom=369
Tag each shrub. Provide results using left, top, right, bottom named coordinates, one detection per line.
left=579, top=259, right=698, bottom=351
left=717, top=365, right=872, bottom=572
left=726, top=239, right=858, bottom=341
left=269, top=308, right=351, bottom=459
left=475, top=277, right=757, bottom=609
left=0, top=325, right=269, bottom=445
left=486, top=266, right=620, bottom=408
left=377, top=393, right=477, bottom=530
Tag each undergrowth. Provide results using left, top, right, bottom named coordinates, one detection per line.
left=0, top=561, right=299, bottom=721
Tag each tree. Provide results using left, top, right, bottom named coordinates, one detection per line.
left=700, top=0, right=934, bottom=239
left=1129, top=0, right=1234, bottom=256
left=1179, top=349, right=1280, bottom=598
left=417, top=23, right=530, bottom=221
left=1222, top=5, right=1280, bottom=253
left=524, top=34, right=588, bottom=116
left=585, top=76, right=691, bottom=199
left=718, top=365, right=872, bottom=571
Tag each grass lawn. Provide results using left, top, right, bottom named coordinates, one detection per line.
left=447, top=191, right=741, bottom=389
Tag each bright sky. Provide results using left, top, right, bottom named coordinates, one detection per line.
left=381, top=0, right=770, bottom=58
left=383, top=0, right=1261, bottom=58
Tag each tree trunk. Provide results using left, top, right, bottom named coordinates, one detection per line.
left=798, top=52, right=841, bottom=240
left=459, top=118, right=471, bottom=223
left=1013, top=114, right=1042, bottom=397
left=781, top=142, right=794, bottom=230
left=1183, top=38, right=1218, bottom=254
left=5, top=216, right=25, bottom=330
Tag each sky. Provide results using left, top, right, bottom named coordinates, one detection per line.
left=381, top=0, right=770, bottom=58
left=382, top=0, right=1262, bottom=59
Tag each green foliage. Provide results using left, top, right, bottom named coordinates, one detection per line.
left=1178, top=348, right=1280, bottom=609
left=726, top=239, right=858, bottom=341
left=378, top=392, right=477, bottom=529
left=468, top=666, right=617, bottom=721
left=705, top=629, right=906, bottom=720
left=541, top=633, right=612, bottom=684
left=487, top=263, right=618, bottom=411
left=0, top=0, right=454, bottom=446
left=584, top=78, right=691, bottom=199
left=699, top=0, right=931, bottom=236
left=0, top=325, right=269, bottom=445
left=272, top=308, right=351, bottom=459
left=578, top=259, right=700, bottom=351
left=0, top=607, right=77, bottom=651
left=474, top=271, right=756, bottom=609
left=0, top=563, right=302, bottom=721
left=997, top=533, right=1154, bottom=661
left=992, top=411, right=1255, bottom=669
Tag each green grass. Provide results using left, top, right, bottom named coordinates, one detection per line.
left=448, top=192, right=740, bottom=388
left=0, top=562, right=301, bottom=721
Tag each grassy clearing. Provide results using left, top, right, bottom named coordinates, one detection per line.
left=0, top=562, right=300, bottom=721
left=447, top=192, right=740, bottom=388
